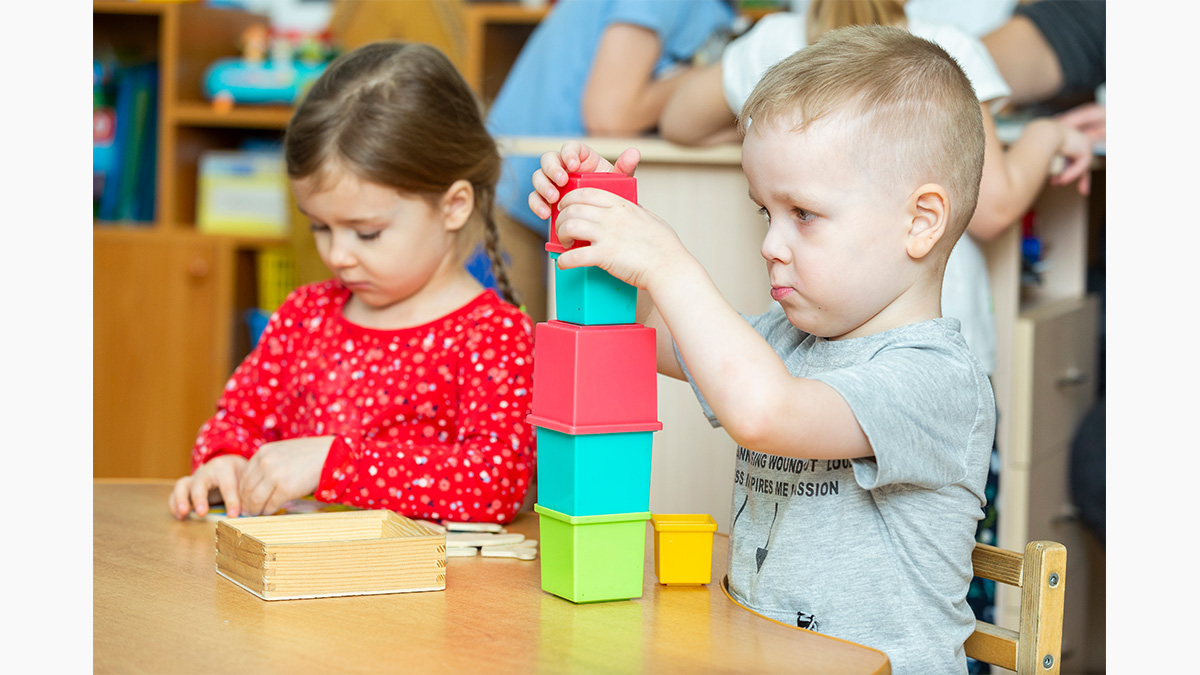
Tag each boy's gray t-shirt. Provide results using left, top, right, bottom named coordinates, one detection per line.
left=679, top=309, right=995, bottom=674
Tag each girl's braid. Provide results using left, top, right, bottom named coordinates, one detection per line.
left=479, top=188, right=521, bottom=308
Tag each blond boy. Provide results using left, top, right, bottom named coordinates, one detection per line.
left=531, top=26, right=995, bottom=673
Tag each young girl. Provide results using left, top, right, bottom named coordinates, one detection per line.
left=169, top=42, right=535, bottom=525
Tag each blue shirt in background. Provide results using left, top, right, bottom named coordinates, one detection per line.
left=487, top=0, right=737, bottom=237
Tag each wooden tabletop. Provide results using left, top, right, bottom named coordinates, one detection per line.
left=94, top=480, right=890, bottom=674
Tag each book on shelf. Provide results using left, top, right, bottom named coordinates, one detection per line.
left=93, top=61, right=116, bottom=213
left=96, top=61, right=158, bottom=225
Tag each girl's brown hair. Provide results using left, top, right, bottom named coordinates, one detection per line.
left=284, top=41, right=520, bottom=306
left=806, top=0, right=907, bottom=44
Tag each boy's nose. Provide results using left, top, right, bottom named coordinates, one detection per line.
left=760, top=224, right=791, bottom=264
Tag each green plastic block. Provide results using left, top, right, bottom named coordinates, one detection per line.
left=535, top=504, right=649, bottom=603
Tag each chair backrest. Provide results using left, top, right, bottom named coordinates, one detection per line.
left=965, top=541, right=1067, bottom=674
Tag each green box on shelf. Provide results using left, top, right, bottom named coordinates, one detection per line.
left=535, top=504, right=650, bottom=604
left=535, top=426, right=654, bottom=517
left=550, top=252, right=637, bottom=325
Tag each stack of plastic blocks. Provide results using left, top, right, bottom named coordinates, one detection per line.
left=530, top=172, right=660, bottom=603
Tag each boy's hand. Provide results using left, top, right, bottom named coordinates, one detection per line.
left=528, top=141, right=641, bottom=220
left=554, top=186, right=693, bottom=295
left=1049, top=122, right=1094, bottom=195
left=237, top=436, right=335, bottom=516
left=168, top=454, right=248, bottom=520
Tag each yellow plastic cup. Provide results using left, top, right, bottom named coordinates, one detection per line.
left=650, top=514, right=718, bottom=585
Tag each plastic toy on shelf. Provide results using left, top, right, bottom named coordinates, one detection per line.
left=203, top=22, right=335, bottom=109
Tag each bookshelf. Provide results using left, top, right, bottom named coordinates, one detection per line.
left=94, top=1, right=297, bottom=479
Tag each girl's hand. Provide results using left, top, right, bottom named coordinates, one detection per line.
left=1049, top=122, right=1094, bottom=195
left=238, top=436, right=335, bottom=516
left=528, top=141, right=641, bottom=220
left=168, top=454, right=249, bottom=520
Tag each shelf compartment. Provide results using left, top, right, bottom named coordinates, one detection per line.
left=173, top=101, right=294, bottom=129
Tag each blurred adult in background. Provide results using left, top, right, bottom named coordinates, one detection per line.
left=984, top=1, right=1106, bottom=551
left=487, top=0, right=739, bottom=238
left=983, top=0, right=1106, bottom=142
left=659, top=0, right=1096, bottom=379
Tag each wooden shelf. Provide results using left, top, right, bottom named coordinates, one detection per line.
left=93, top=221, right=159, bottom=233
left=95, top=1, right=294, bottom=481
left=93, top=0, right=169, bottom=16
left=464, top=2, right=547, bottom=24
left=173, top=101, right=294, bottom=129
left=95, top=224, right=287, bottom=247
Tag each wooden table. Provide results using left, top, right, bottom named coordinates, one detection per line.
left=94, top=480, right=890, bottom=674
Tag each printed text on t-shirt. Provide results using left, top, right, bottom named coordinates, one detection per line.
left=734, top=446, right=847, bottom=497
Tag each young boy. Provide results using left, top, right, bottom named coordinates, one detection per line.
left=531, top=25, right=996, bottom=674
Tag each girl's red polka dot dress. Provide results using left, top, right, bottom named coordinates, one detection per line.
left=193, top=281, right=535, bottom=523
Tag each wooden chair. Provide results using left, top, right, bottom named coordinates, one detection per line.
left=965, top=541, right=1067, bottom=674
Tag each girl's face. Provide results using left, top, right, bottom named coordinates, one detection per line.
left=292, top=169, right=469, bottom=316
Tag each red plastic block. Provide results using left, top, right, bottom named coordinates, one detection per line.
left=547, top=172, right=638, bottom=254
left=528, top=320, right=661, bottom=434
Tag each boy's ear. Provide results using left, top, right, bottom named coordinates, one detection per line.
left=905, top=183, right=950, bottom=260
left=440, top=179, right=474, bottom=232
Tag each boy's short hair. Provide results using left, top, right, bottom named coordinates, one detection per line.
left=738, top=25, right=985, bottom=241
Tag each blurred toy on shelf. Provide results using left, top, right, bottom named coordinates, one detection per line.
left=1020, top=210, right=1048, bottom=287
left=196, top=147, right=289, bottom=236
left=93, top=61, right=116, bottom=214
left=244, top=245, right=298, bottom=347
left=203, top=22, right=335, bottom=107
left=241, top=22, right=271, bottom=63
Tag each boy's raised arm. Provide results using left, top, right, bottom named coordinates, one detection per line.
left=635, top=291, right=685, bottom=381
left=554, top=185, right=871, bottom=462
left=650, top=256, right=871, bottom=460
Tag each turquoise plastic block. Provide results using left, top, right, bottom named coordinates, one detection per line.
left=551, top=252, right=637, bottom=325
left=535, top=504, right=650, bottom=603
left=535, top=426, right=653, bottom=517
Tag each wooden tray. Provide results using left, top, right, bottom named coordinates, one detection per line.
left=215, top=510, right=446, bottom=600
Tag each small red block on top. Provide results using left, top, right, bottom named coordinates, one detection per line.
left=547, top=172, right=638, bottom=254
